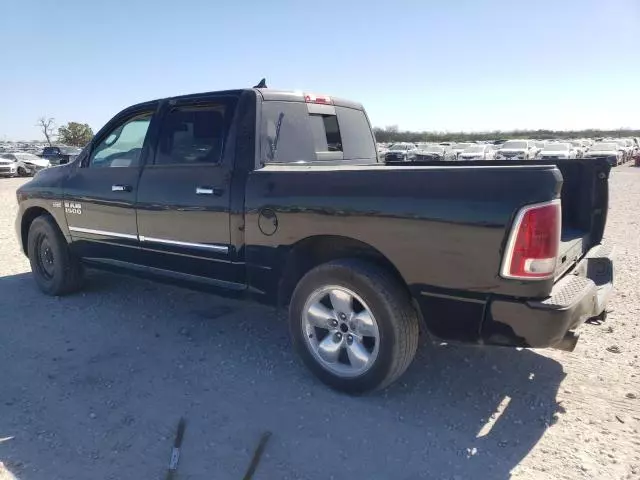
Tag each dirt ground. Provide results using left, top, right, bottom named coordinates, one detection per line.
left=0, top=167, right=639, bottom=480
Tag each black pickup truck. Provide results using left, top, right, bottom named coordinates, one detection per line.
left=15, top=87, right=614, bottom=393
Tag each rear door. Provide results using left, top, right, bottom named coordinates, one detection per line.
left=135, top=95, right=243, bottom=287
left=64, top=103, right=157, bottom=261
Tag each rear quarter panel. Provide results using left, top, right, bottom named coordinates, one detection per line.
left=245, top=164, right=561, bottom=294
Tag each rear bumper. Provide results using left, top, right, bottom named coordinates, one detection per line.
left=482, top=243, right=615, bottom=349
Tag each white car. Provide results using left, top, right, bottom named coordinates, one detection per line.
left=606, top=139, right=631, bottom=162
left=533, top=141, right=546, bottom=157
left=0, top=152, right=51, bottom=177
left=450, top=142, right=474, bottom=159
left=539, top=142, right=578, bottom=159
left=377, top=144, right=389, bottom=160
left=458, top=144, right=496, bottom=160
left=583, top=142, right=623, bottom=166
left=495, top=140, right=538, bottom=160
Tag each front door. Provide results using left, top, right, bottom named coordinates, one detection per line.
left=135, top=96, right=242, bottom=287
left=64, top=105, right=157, bottom=261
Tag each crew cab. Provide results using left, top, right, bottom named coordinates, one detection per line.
left=15, top=87, right=615, bottom=393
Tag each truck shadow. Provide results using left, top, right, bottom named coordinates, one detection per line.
left=0, top=271, right=565, bottom=480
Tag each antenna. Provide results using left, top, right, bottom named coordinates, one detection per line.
left=254, top=78, right=267, bottom=89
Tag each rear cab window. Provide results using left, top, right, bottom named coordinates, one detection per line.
left=153, top=98, right=237, bottom=166
left=261, top=99, right=377, bottom=164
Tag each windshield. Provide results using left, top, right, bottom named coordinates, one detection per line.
left=389, top=144, right=410, bottom=150
left=544, top=143, right=571, bottom=152
left=464, top=146, right=484, bottom=153
left=590, top=143, right=617, bottom=151
left=453, top=143, right=472, bottom=150
left=501, top=141, right=527, bottom=149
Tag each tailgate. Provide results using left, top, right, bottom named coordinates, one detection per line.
left=551, top=158, right=610, bottom=278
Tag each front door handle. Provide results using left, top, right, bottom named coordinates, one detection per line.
left=196, top=186, right=223, bottom=196
left=112, top=184, right=132, bottom=192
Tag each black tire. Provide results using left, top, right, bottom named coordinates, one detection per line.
left=27, top=215, right=84, bottom=296
left=17, top=167, right=28, bottom=177
left=289, top=259, right=420, bottom=394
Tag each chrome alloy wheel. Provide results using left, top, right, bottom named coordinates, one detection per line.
left=301, top=285, right=380, bottom=378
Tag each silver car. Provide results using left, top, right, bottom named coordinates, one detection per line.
left=539, top=143, right=578, bottom=159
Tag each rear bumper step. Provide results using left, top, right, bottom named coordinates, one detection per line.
left=481, top=243, right=615, bottom=349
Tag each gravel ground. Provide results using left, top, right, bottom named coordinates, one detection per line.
left=0, top=168, right=639, bottom=480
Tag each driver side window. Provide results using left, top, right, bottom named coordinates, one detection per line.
left=89, top=113, right=152, bottom=168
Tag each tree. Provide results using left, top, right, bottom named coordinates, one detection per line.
left=57, top=122, right=94, bottom=147
left=36, top=117, right=56, bottom=146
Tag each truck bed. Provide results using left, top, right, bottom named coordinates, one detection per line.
left=386, top=157, right=611, bottom=282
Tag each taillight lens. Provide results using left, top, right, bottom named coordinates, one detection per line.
left=501, top=200, right=561, bottom=280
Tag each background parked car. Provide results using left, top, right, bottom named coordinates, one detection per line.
left=533, top=141, right=545, bottom=158
left=0, top=152, right=50, bottom=177
left=495, top=139, right=537, bottom=160
left=384, top=143, right=418, bottom=162
left=607, top=139, right=632, bottom=163
left=458, top=144, right=496, bottom=160
left=450, top=142, right=474, bottom=159
left=539, top=142, right=578, bottom=159
left=569, top=140, right=586, bottom=158
left=583, top=142, right=624, bottom=166
left=41, top=145, right=82, bottom=165
left=413, top=144, right=456, bottom=161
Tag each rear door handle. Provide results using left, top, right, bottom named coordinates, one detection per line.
left=112, top=184, right=132, bottom=192
left=196, top=186, right=223, bottom=196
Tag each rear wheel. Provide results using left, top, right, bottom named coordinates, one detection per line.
left=289, top=259, right=420, bottom=394
left=27, top=215, right=84, bottom=295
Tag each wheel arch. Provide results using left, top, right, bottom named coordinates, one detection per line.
left=20, top=206, right=59, bottom=255
left=276, top=235, right=428, bottom=330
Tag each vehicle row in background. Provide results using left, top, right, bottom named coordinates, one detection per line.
left=381, top=136, right=639, bottom=166
left=0, top=145, right=83, bottom=178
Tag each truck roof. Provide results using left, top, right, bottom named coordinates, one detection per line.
left=127, top=88, right=364, bottom=112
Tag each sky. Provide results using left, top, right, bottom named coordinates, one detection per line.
left=1, top=0, right=639, bottom=140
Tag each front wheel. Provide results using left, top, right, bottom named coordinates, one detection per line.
left=27, top=215, right=84, bottom=295
left=289, top=259, right=420, bottom=394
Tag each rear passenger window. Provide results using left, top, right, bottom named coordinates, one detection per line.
left=155, top=104, right=230, bottom=165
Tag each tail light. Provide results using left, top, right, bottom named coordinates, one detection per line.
left=501, top=200, right=561, bottom=280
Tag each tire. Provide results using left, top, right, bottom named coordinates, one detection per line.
left=289, top=259, right=420, bottom=394
left=17, top=167, right=28, bottom=177
left=27, top=215, right=84, bottom=296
